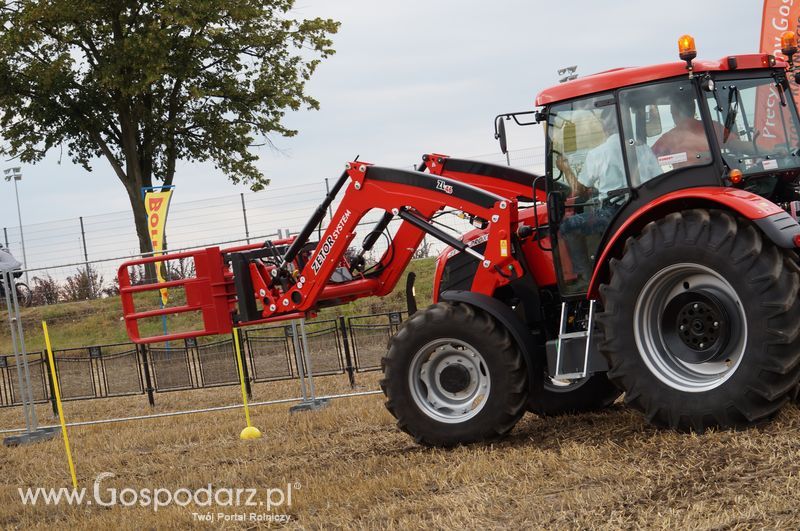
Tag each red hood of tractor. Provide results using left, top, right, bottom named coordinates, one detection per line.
left=536, top=54, right=786, bottom=106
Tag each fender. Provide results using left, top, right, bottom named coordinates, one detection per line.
left=588, top=186, right=800, bottom=297
left=439, top=290, right=542, bottom=396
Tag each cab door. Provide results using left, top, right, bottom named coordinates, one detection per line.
left=545, top=94, right=633, bottom=297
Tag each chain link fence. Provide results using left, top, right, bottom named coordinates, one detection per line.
left=0, top=310, right=406, bottom=411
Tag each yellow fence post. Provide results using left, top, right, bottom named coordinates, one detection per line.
left=233, top=327, right=261, bottom=440
left=42, top=321, right=78, bottom=489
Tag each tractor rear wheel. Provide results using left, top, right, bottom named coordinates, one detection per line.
left=527, top=373, right=621, bottom=416
left=598, top=209, right=800, bottom=432
left=381, top=302, right=528, bottom=446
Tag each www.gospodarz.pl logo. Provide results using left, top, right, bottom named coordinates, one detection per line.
left=18, top=472, right=298, bottom=516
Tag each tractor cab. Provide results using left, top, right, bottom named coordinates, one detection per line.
left=502, top=43, right=800, bottom=298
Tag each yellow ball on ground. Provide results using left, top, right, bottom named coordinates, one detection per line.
left=240, top=426, right=262, bottom=440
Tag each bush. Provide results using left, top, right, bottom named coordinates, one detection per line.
left=413, top=237, right=434, bottom=259
left=31, top=274, right=61, bottom=306
left=62, top=265, right=104, bottom=301
left=166, top=257, right=195, bottom=280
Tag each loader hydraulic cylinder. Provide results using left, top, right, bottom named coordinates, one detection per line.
left=281, top=170, right=349, bottom=267
left=398, top=208, right=485, bottom=261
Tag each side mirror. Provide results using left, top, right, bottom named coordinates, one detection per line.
left=645, top=105, right=662, bottom=137
left=496, top=117, right=508, bottom=154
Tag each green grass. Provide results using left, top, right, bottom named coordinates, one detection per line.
left=0, top=258, right=437, bottom=354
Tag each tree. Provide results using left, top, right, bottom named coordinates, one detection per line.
left=0, top=1, right=338, bottom=254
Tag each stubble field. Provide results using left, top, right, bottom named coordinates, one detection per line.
left=2, top=371, right=800, bottom=529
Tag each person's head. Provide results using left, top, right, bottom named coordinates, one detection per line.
left=597, top=107, right=618, bottom=136
left=670, top=96, right=696, bottom=123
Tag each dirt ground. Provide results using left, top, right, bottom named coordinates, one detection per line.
left=2, top=372, right=800, bottom=530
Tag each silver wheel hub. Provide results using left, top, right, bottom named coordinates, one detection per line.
left=408, top=338, right=490, bottom=423
left=634, top=263, right=747, bottom=393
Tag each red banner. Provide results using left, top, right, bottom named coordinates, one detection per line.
left=760, top=0, right=800, bottom=60
left=758, top=0, right=800, bottom=148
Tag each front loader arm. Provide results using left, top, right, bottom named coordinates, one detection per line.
left=119, top=160, right=522, bottom=344
left=252, top=162, right=522, bottom=318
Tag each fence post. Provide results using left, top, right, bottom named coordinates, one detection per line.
left=0, top=356, right=8, bottom=407
left=43, top=350, right=58, bottom=417
left=185, top=338, right=201, bottom=388
left=2, top=227, right=7, bottom=248
left=324, top=178, right=333, bottom=222
left=238, top=330, right=252, bottom=399
left=79, top=216, right=92, bottom=299
left=138, top=344, right=155, bottom=406
left=338, top=316, right=356, bottom=388
left=240, top=193, right=251, bottom=245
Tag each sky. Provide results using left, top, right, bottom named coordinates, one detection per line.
left=0, top=0, right=764, bottom=230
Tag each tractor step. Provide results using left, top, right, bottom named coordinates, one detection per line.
left=546, top=300, right=608, bottom=380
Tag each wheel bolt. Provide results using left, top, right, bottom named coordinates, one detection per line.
left=713, top=321, right=719, bottom=327
left=699, top=342, right=705, bottom=349
left=693, top=303, right=699, bottom=309
left=680, top=325, right=685, bottom=331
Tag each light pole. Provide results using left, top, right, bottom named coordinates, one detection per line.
left=4, top=167, right=28, bottom=287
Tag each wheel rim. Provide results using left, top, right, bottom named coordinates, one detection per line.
left=633, top=263, right=747, bottom=392
left=544, top=376, right=590, bottom=392
left=408, top=338, right=491, bottom=423
left=16, top=284, right=31, bottom=306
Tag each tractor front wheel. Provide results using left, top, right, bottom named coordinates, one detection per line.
left=381, top=302, right=528, bottom=446
left=598, top=209, right=800, bottom=431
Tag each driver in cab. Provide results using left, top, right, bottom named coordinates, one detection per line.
left=653, top=95, right=755, bottom=168
left=653, top=96, right=712, bottom=168
left=555, top=107, right=660, bottom=282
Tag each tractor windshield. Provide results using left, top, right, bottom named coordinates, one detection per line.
left=704, top=75, right=800, bottom=175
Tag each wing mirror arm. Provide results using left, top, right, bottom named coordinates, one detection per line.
left=493, top=110, right=542, bottom=155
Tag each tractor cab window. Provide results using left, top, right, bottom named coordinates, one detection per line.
left=619, top=80, right=710, bottom=186
left=547, top=94, right=629, bottom=295
left=704, top=76, right=800, bottom=175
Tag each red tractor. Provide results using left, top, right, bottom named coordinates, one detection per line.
left=120, top=35, right=800, bottom=447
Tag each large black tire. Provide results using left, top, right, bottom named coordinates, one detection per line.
left=381, top=302, right=528, bottom=446
left=527, top=373, right=621, bottom=416
left=597, top=209, right=800, bottom=432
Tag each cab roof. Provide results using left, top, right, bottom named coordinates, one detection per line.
left=535, top=54, right=785, bottom=107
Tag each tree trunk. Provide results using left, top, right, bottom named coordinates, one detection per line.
left=122, top=180, right=158, bottom=282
